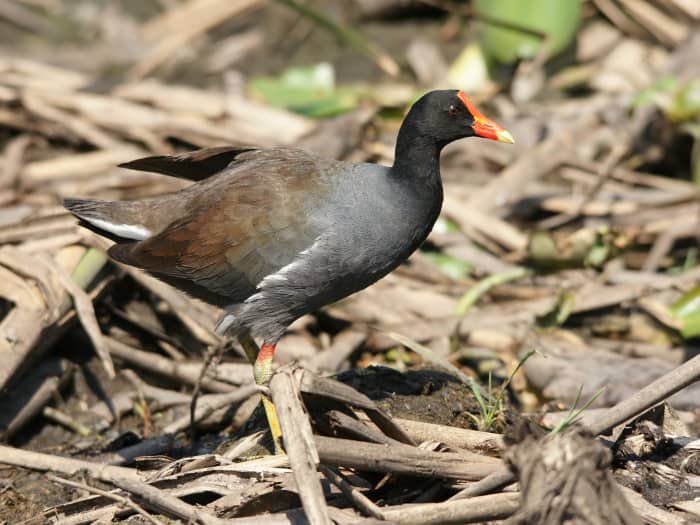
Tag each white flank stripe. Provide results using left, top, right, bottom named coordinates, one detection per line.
left=88, top=217, right=152, bottom=240
left=258, top=238, right=321, bottom=289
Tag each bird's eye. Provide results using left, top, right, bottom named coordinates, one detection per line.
left=447, top=105, right=459, bottom=116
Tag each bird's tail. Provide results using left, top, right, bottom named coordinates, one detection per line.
left=64, top=197, right=153, bottom=241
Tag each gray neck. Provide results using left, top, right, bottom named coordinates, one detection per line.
left=391, top=122, right=443, bottom=183
left=389, top=122, right=445, bottom=237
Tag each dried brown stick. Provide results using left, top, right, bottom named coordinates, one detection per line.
left=46, top=257, right=115, bottom=378
left=617, top=484, right=686, bottom=525
left=121, top=267, right=220, bottom=345
left=189, top=342, right=226, bottom=432
left=47, top=475, right=163, bottom=525
left=466, top=113, right=598, bottom=213
left=329, top=410, right=404, bottom=446
left=643, top=221, right=700, bottom=272
left=270, top=370, right=331, bottom=525
left=130, top=0, right=264, bottom=79
left=588, top=353, right=700, bottom=436
left=98, top=434, right=175, bottom=466
left=300, top=371, right=414, bottom=445
left=539, top=137, right=630, bottom=230
left=42, top=407, right=91, bottom=437
left=304, top=329, right=365, bottom=374
left=165, top=383, right=260, bottom=434
left=22, top=92, right=123, bottom=149
left=1, top=361, right=74, bottom=441
left=0, top=444, right=141, bottom=480
left=0, top=133, right=30, bottom=189
left=381, top=492, right=520, bottom=524
left=90, top=369, right=191, bottom=423
left=447, top=466, right=514, bottom=500
left=315, top=436, right=499, bottom=480
left=392, top=417, right=504, bottom=454
left=96, top=385, right=258, bottom=465
left=318, top=464, right=384, bottom=519
left=104, top=337, right=235, bottom=392
left=109, top=476, right=226, bottom=525
left=451, top=352, right=700, bottom=500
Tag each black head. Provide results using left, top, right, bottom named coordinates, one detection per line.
left=403, top=89, right=513, bottom=148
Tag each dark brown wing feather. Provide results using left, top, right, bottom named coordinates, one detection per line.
left=119, top=146, right=257, bottom=181
left=109, top=148, right=330, bottom=305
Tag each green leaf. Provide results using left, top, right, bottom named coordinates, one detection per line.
left=667, top=78, right=700, bottom=122
left=456, top=266, right=531, bottom=315
left=422, top=252, right=473, bottom=280
left=536, top=291, right=575, bottom=328
left=387, top=332, right=472, bottom=384
left=632, top=75, right=677, bottom=109
left=249, top=63, right=361, bottom=118
left=433, top=217, right=461, bottom=234
left=474, top=0, right=581, bottom=64
left=670, top=285, right=700, bottom=338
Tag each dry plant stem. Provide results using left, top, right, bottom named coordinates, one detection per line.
left=0, top=444, right=141, bottom=480
left=616, top=484, right=685, bottom=525
left=452, top=353, right=700, bottom=500
left=41, top=254, right=115, bottom=378
left=274, top=0, right=399, bottom=76
left=223, top=510, right=315, bottom=525
left=119, top=265, right=220, bottom=345
left=381, top=492, right=520, bottom=525
left=0, top=133, right=30, bottom=188
left=447, top=466, right=515, bottom=500
left=42, top=406, right=91, bottom=437
left=643, top=221, right=700, bottom=272
left=165, top=383, right=260, bottom=434
left=91, top=374, right=191, bottom=424
left=1, top=361, right=74, bottom=441
left=329, top=410, right=405, bottom=446
left=392, top=417, right=504, bottom=454
left=305, top=329, right=365, bottom=373
left=130, top=0, right=264, bottom=79
left=300, top=371, right=415, bottom=445
left=99, top=434, right=175, bottom=466
left=592, top=0, right=649, bottom=39
left=538, top=137, right=630, bottom=230
left=104, top=337, right=235, bottom=392
left=269, top=370, right=332, bottom=525
left=588, top=352, right=700, bottom=436
left=49, top=248, right=115, bottom=379
left=319, top=464, right=384, bottom=519
left=466, top=113, right=598, bottom=212
left=0, top=245, right=108, bottom=391
left=47, top=475, right=163, bottom=525
left=109, top=475, right=227, bottom=525
left=98, top=385, right=259, bottom=465
left=315, top=436, right=499, bottom=480
left=189, top=342, right=226, bottom=431
left=22, top=92, right=123, bottom=149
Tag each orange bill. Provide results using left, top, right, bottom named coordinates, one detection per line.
left=457, top=91, right=514, bottom=143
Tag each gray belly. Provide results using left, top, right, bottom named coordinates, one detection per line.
left=230, top=166, right=443, bottom=341
left=290, top=177, right=442, bottom=312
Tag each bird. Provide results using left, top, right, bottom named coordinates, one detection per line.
left=64, top=89, right=513, bottom=450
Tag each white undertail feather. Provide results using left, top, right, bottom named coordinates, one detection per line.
left=87, top=217, right=152, bottom=241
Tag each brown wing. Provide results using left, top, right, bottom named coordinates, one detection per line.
left=119, top=146, right=257, bottom=181
left=109, top=148, right=330, bottom=305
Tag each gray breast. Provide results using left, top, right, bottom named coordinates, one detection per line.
left=221, top=162, right=442, bottom=342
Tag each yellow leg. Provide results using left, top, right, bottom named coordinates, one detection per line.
left=238, top=334, right=283, bottom=454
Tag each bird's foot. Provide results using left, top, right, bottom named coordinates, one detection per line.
left=254, top=343, right=283, bottom=454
